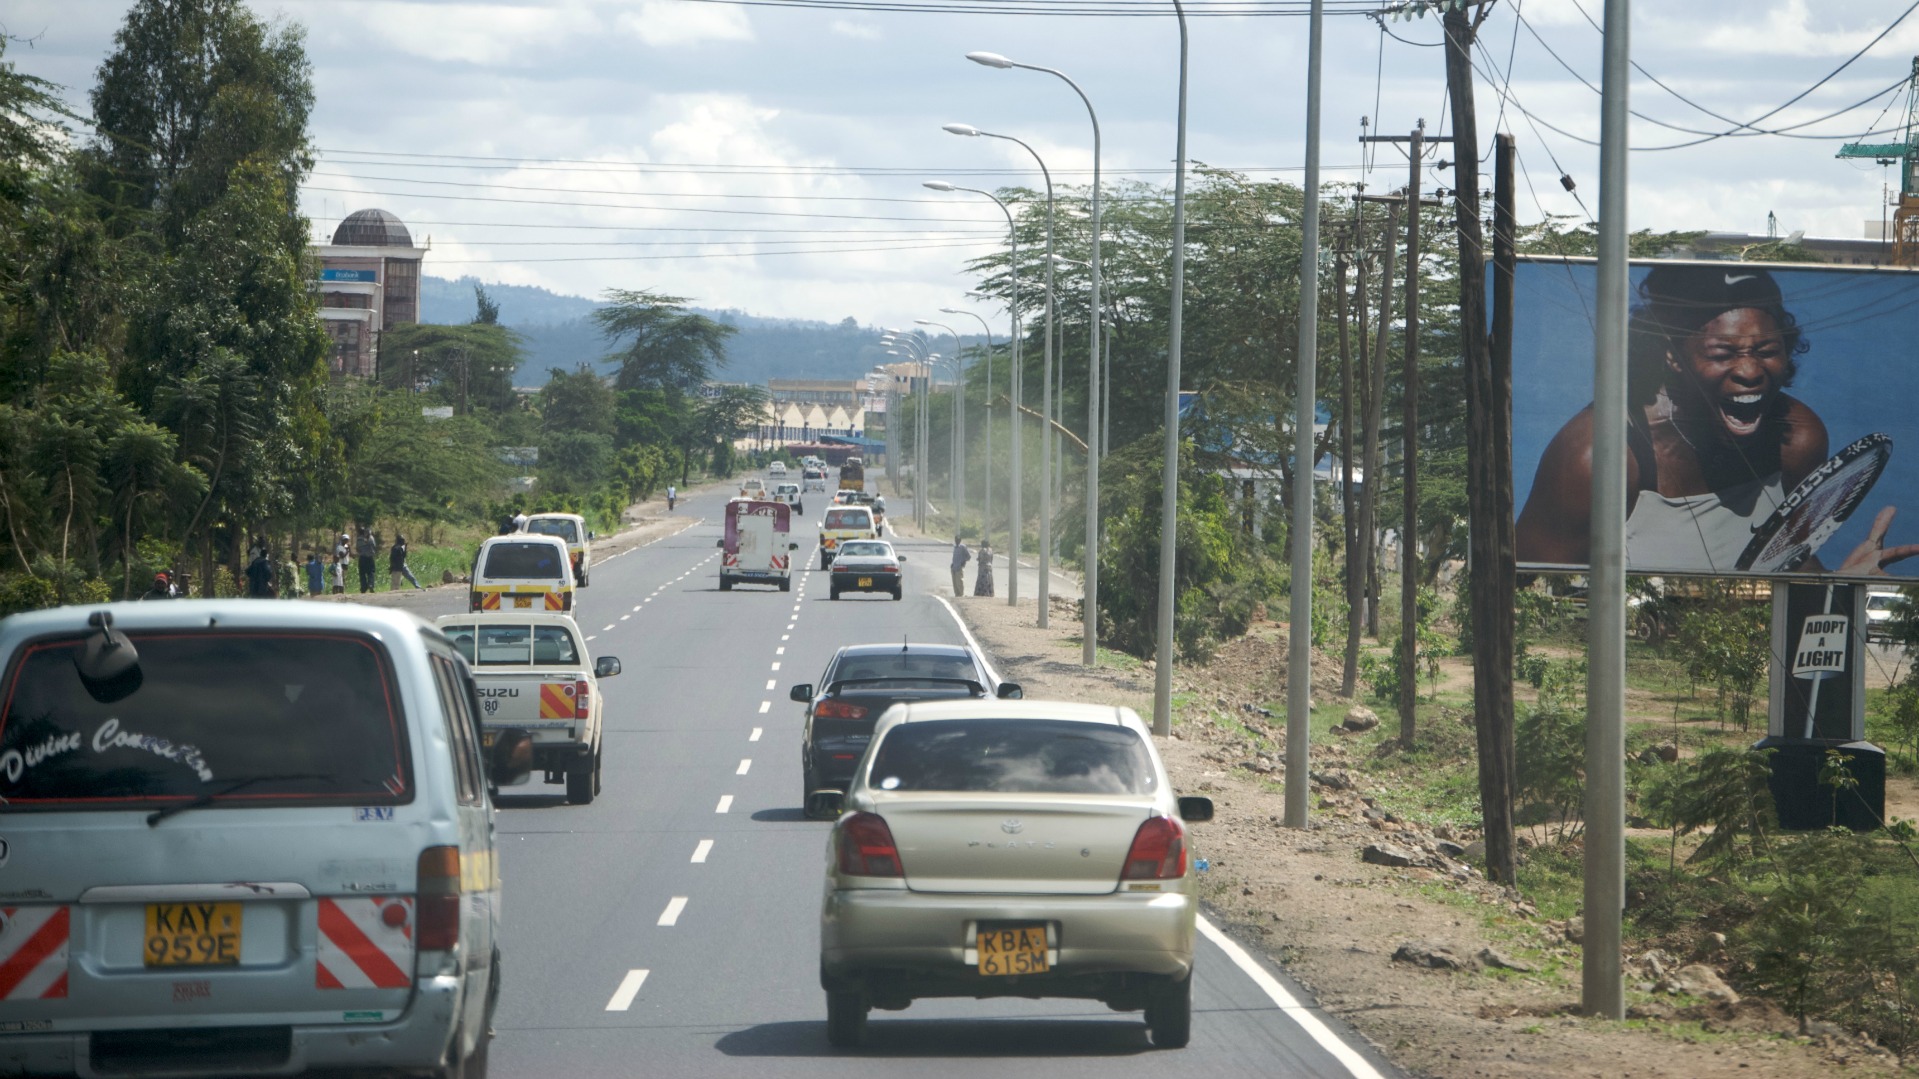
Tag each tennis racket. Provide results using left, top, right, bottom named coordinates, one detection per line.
left=1735, top=433, right=1893, bottom=573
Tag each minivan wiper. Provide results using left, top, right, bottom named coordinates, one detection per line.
left=145, top=772, right=334, bottom=827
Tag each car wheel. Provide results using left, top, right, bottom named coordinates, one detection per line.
left=781, top=577, right=792, bottom=593
left=720, top=577, right=733, bottom=592
left=824, top=988, right=868, bottom=1049
left=830, top=588, right=842, bottom=601
left=566, top=761, right=596, bottom=806
left=592, top=748, right=603, bottom=796
left=1145, top=972, right=1192, bottom=1049
left=802, top=764, right=819, bottom=818
left=891, top=588, right=902, bottom=601
left=1630, top=611, right=1659, bottom=643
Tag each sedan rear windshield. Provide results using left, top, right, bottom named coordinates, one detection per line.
left=484, top=542, right=566, bottom=579
left=868, top=719, right=1155, bottom=795
left=525, top=518, right=579, bottom=544
left=836, top=543, right=890, bottom=559
left=0, top=633, right=411, bottom=810
left=823, top=509, right=872, bottom=529
left=833, top=652, right=976, bottom=685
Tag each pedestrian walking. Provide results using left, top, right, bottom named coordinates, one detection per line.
left=511, top=510, right=528, bottom=532
left=140, top=572, right=173, bottom=600
left=974, top=538, right=995, bottom=597
left=666, top=484, right=677, bottom=511
left=950, top=535, right=971, bottom=597
left=305, top=552, right=324, bottom=597
left=390, top=534, right=424, bottom=590
left=355, top=527, right=377, bottom=593
left=244, top=549, right=275, bottom=598
left=333, top=534, right=350, bottom=594
left=278, top=553, right=301, bottom=599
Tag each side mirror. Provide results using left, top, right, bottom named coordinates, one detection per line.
left=897, top=554, right=908, bottom=562
left=588, top=530, right=596, bottom=539
left=789, top=684, right=813, bottom=702
left=1177, top=796, right=1215, bottom=823
left=995, top=682, right=1023, bottom=700
left=489, top=729, right=535, bottom=788
left=789, top=542, right=800, bottom=551
left=806, top=790, right=845, bottom=819
left=716, top=539, right=724, bottom=548
left=595, top=656, right=622, bottom=679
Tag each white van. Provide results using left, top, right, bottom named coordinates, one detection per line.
left=720, top=498, right=799, bottom=591
left=471, top=533, right=575, bottom=613
left=0, top=601, right=531, bottom=1076
left=523, top=512, right=593, bottom=587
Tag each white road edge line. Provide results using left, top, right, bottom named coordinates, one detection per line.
left=931, top=595, right=1002, bottom=686
left=691, top=839, right=714, bottom=864
left=604, top=969, right=649, bottom=1011
left=715, top=795, right=733, bottom=813
left=749, top=727, right=763, bottom=741
left=1196, top=916, right=1386, bottom=1079
left=736, top=759, right=752, bottom=775
left=657, top=897, right=688, bottom=926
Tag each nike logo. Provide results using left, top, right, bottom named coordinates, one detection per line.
left=1725, top=273, right=1758, bottom=286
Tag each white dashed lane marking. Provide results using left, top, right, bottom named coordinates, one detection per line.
left=691, top=840, right=714, bottom=864
left=758, top=701, right=771, bottom=714
left=765, top=679, right=776, bottom=690
left=620, top=615, right=631, bottom=621
left=715, top=795, right=733, bottom=813
left=736, top=759, right=752, bottom=775
left=602, top=624, right=615, bottom=632
left=776, top=646, right=785, bottom=655
left=771, top=662, right=781, bottom=671
left=605, top=969, right=649, bottom=1011
left=657, top=898, right=688, bottom=927
left=750, top=727, right=763, bottom=741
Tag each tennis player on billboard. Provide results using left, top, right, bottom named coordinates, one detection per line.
left=1515, top=263, right=1919, bottom=577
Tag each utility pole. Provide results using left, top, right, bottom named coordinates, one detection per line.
left=1352, top=196, right=1399, bottom=647
left=1336, top=228, right=1359, bottom=698
left=1444, top=0, right=1517, bottom=888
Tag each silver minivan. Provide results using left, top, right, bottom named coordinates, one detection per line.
left=0, top=601, right=531, bottom=1077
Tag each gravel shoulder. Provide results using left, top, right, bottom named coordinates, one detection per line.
left=940, top=589, right=1908, bottom=1079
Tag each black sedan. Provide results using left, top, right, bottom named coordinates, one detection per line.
left=828, top=539, right=904, bottom=600
left=790, top=642, right=1021, bottom=818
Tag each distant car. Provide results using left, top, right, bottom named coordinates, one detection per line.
left=772, top=481, right=805, bottom=515
left=1866, top=589, right=1904, bottom=642
left=815, top=699, right=1212, bottom=1050
left=769, top=461, right=788, bottom=477
left=829, top=539, right=904, bottom=600
left=803, top=468, right=829, bottom=493
left=739, top=477, right=768, bottom=499
left=788, top=642, right=1018, bottom=816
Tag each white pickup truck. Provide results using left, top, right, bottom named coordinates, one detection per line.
left=436, top=613, right=621, bottom=804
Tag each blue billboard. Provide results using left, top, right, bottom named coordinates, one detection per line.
left=321, top=268, right=378, bottom=283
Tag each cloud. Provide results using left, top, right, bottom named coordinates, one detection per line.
left=828, top=19, right=881, bottom=41
left=304, top=2, right=605, bottom=67
left=614, top=2, right=754, bottom=48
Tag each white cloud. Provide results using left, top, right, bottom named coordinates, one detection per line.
left=614, top=2, right=754, bottom=48
left=828, top=19, right=881, bottom=41
left=303, top=1, right=604, bottom=67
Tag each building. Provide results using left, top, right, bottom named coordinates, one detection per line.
left=312, top=209, right=428, bottom=378
left=767, top=378, right=862, bottom=406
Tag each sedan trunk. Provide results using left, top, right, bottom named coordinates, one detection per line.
left=870, top=793, right=1154, bottom=895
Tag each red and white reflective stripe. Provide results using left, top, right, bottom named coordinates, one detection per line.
left=315, top=897, right=414, bottom=990
left=0, top=907, right=68, bottom=1000
left=772, top=553, right=788, bottom=570
left=723, top=553, right=738, bottom=568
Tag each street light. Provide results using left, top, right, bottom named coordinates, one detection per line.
left=1154, top=0, right=1193, bottom=737
left=915, top=318, right=966, bottom=534
left=967, top=48, right=1104, bottom=668
left=946, top=122, right=1057, bottom=618
left=940, top=305, right=998, bottom=550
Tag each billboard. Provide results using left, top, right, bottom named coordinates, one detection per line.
left=1513, top=256, right=1919, bottom=579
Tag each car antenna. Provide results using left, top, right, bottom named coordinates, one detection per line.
left=901, top=635, right=909, bottom=653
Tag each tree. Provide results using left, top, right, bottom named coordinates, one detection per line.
left=594, top=288, right=737, bottom=393
left=379, top=322, right=523, bottom=414
left=693, top=384, right=770, bottom=477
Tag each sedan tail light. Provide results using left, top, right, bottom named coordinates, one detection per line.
left=814, top=699, right=868, bottom=720
left=837, top=812, right=903, bottom=877
left=416, top=846, right=462, bottom=951
left=1120, top=816, right=1187, bottom=880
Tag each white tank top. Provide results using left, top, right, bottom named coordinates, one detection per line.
left=1625, top=473, right=1785, bottom=573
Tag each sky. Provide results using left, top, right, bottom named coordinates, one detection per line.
left=8, top=0, right=1919, bottom=331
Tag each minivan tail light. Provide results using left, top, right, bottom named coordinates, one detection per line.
left=1120, top=816, right=1187, bottom=880
left=814, top=699, right=868, bottom=720
left=837, top=812, right=903, bottom=877
left=416, top=846, right=461, bottom=951
left=575, top=679, right=590, bottom=720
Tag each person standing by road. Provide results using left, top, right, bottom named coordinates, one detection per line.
left=355, top=527, right=377, bottom=593
left=140, top=572, right=173, bottom=600
left=390, top=534, right=424, bottom=591
left=950, top=535, right=971, bottom=597
left=974, top=538, right=995, bottom=597
left=305, top=551, right=324, bottom=598
left=244, top=548, right=275, bottom=598
left=666, top=484, right=677, bottom=511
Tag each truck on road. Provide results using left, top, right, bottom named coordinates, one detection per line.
left=837, top=455, right=865, bottom=493
left=435, top=613, right=622, bottom=805
left=720, top=498, right=799, bottom=591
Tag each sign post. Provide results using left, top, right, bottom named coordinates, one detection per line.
left=1760, top=582, right=1886, bottom=830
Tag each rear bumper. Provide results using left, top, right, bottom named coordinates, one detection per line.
left=821, top=887, right=1196, bottom=991
left=830, top=571, right=899, bottom=593
left=0, top=974, right=464, bottom=1078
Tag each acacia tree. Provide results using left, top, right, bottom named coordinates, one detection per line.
left=595, top=289, right=737, bottom=393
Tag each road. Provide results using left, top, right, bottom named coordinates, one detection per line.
left=400, top=483, right=1399, bottom=1078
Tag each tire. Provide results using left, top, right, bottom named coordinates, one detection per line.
left=720, top=577, right=733, bottom=592
left=802, top=764, right=819, bottom=818
left=592, top=747, right=603, bottom=796
left=1145, top=972, right=1192, bottom=1049
left=781, top=577, right=792, bottom=593
left=824, top=988, right=868, bottom=1049
left=1631, top=610, right=1660, bottom=643
left=830, top=588, right=842, bottom=601
left=566, top=758, right=596, bottom=805
left=891, top=588, right=902, bottom=601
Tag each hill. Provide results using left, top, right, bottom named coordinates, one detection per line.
left=418, top=276, right=982, bottom=387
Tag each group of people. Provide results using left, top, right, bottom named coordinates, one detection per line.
left=950, top=535, right=994, bottom=598
left=140, top=527, right=426, bottom=600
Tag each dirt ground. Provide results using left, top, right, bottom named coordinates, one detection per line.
left=944, top=591, right=1911, bottom=1079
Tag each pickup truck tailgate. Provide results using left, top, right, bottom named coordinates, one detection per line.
left=472, top=670, right=588, bottom=742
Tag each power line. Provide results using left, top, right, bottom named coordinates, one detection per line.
left=671, top=0, right=1378, bottom=14
left=314, top=147, right=1335, bottom=179
left=422, top=238, right=1000, bottom=264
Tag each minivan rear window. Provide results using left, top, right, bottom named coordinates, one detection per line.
left=0, top=633, right=411, bottom=810
left=484, top=541, right=565, bottom=579
left=868, top=719, right=1155, bottom=795
left=823, top=509, right=872, bottom=530
left=525, top=518, right=579, bottom=544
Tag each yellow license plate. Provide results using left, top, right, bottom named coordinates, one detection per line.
left=145, top=902, right=242, bottom=967
left=514, top=596, right=532, bottom=608
left=977, top=925, right=1048, bottom=976
left=858, top=577, right=873, bottom=587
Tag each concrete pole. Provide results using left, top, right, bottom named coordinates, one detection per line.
left=1152, top=0, right=1190, bottom=737
left=1584, top=0, right=1630, bottom=1022
left=1283, top=0, right=1325, bottom=829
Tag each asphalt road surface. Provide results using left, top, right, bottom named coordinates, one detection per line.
left=398, top=483, right=1400, bottom=1079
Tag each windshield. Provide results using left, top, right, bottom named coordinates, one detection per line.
left=483, top=541, right=566, bottom=580
left=837, top=542, right=890, bottom=559
left=823, top=509, right=871, bottom=529
left=0, top=632, right=411, bottom=810
left=868, top=719, right=1155, bottom=795
left=1867, top=595, right=1899, bottom=611
left=441, top=624, right=579, bottom=666
left=525, top=518, right=579, bottom=543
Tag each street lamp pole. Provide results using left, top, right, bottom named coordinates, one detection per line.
left=968, top=49, right=1102, bottom=667
left=882, top=331, right=934, bottom=530
left=1153, top=0, right=1191, bottom=738
left=917, top=318, right=966, bottom=535
left=942, top=306, right=999, bottom=546
left=944, top=125, right=1054, bottom=615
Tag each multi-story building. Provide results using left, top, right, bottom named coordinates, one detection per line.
left=312, top=209, right=427, bottom=378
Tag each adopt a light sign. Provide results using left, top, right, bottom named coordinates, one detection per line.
left=1792, top=613, right=1850, bottom=681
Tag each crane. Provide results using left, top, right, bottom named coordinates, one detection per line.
left=1838, top=57, right=1919, bottom=265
